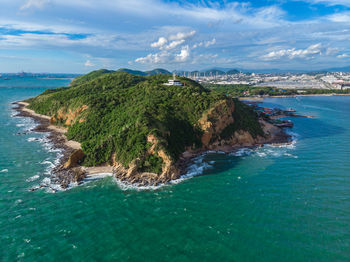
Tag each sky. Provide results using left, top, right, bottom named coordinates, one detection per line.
left=1, top=0, right=350, bottom=73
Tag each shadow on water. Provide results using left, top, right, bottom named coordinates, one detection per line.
left=194, top=152, right=244, bottom=177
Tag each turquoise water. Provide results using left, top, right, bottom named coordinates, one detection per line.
left=0, top=76, right=71, bottom=88
left=1, top=85, right=350, bottom=261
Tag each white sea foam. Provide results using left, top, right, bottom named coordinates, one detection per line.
left=113, top=155, right=215, bottom=191
left=41, top=160, right=55, bottom=169
left=41, top=177, right=51, bottom=186
left=83, top=173, right=113, bottom=182
left=230, top=148, right=252, bottom=157
left=114, top=178, right=165, bottom=191
left=0, top=169, right=8, bottom=173
left=26, top=175, right=40, bottom=182
left=15, top=199, right=23, bottom=205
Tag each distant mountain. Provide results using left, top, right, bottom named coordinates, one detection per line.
left=323, top=66, right=350, bottom=72
left=117, top=68, right=171, bottom=76
left=226, top=69, right=239, bottom=75
left=145, top=68, right=171, bottom=75
left=71, top=69, right=115, bottom=85
left=117, top=68, right=147, bottom=76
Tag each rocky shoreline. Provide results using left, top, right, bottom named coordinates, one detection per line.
left=13, top=101, right=292, bottom=191
left=13, top=102, right=89, bottom=190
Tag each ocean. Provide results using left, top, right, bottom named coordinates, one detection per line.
left=1, top=79, right=350, bottom=261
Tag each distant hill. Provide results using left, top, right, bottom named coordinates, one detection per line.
left=71, top=69, right=115, bottom=85
left=146, top=68, right=171, bottom=75
left=226, top=69, right=239, bottom=75
left=116, top=68, right=171, bottom=76
left=324, top=66, right=350, bottom=72
left=117, top=68, right=147, bottom=76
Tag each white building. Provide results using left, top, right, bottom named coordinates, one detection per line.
left=164, top=73, right=183, bottom=86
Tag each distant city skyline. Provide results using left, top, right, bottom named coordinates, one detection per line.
left=1, top=0, right=350, bottom=73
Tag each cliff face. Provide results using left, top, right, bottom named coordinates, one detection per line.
left=50, top=105, right=88, bottom=126
left=198, top=99, right=235, bottom=148
left=113, top=134, right=180, bottom=186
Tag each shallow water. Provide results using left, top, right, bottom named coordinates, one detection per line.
left=1, top=87, right=350, bottom=261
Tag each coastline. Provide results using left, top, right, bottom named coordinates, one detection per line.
left=13, top=100, right=292, bottom=191
left=13, top=102, right=114, bottom=190
left=240, top=93, right=350, bottom=101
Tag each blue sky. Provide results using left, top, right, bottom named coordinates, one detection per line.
left=1, top=0, right=350, bottom=73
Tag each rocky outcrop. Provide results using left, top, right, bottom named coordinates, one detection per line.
left=63, top=149, right=85, bottom=169
left=198, top=99, right=235, bottom=148
left=50, top=105, right=88, bottom=126
left=113, top=134, right=180, bottom=186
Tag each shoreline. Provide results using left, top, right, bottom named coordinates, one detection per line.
left=13, top=101, right=292, bottom=191
left=13, top=102, right=114, bottom=190
left=240, top=93, right=350, bottom=101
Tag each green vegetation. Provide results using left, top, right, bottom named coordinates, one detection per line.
left=70, top=69, right=115, bottom=86
left=204, top=83, right=350, bottom=97
left=139, top=155, right=164, bottom=174
left=220, top=101, right=264, bottom=139
left=27, top=70, right=263, bottom=174
left=226, top=69, right=239, bottom=75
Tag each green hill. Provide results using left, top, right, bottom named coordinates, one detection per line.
left=117, top=68, right=171, bottom=76
left=26, top=70, right=265, bottom=185
left=226, top=69, right=240, bottom=75
left=116, top=68, right=147, bottom=76
left=70, top=69, right=115, bottom=86
left=145, top=68, right=171, bottom=75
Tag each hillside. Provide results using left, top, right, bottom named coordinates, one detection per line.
left=25, top=70, right=281, bottom=186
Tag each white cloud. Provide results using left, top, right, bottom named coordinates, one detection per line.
left=261, top=43, right=324, bottom=60
left=151, top=37, right=167, bottom=48
left=325, top=47, right=339, bottom=55
left=151, top=31, right=196, bottom=51
left=135, top=52, right=170, bottom=64
left=175, top=45, right=190, bottom=62
left=137, top=30, right=197, bottom=64
left=193, top=38, right=216, bottom=49
left=84, top=60, right=94, bottom=67
left=136, top=44, right=191, bottom=64
left=20, top=0, right=49, bottom=10
left=205, top=38, right=216, bottom=47
left=168, top=30, right=196, bottom=41
left=337, top=53, right=349, bottom=58
left=192, top=42, right=203, bottom=49
left=164, top=39, right=185, bottom=50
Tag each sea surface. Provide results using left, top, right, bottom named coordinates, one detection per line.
left=1, top=80, right=350, bottom=261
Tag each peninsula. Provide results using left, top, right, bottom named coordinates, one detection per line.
left=15, top=70, right=290, bottom=188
